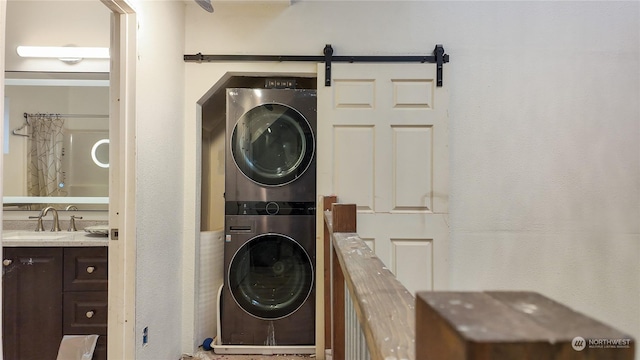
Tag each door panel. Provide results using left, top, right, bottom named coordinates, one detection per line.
left=391, top=239, right=434, bottom=292
left=333, top=126, right=375, bottom=211
left=2, top=247, right=63, bottom=360
left=318, top=63, right=449, bottom=294
left=392, top=125, right=433, bottom=211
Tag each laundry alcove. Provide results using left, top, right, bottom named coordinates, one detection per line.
left=196, top=74, right=317, bottom=350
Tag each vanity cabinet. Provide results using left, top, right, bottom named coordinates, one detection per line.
left=2, top=247, right=107, bottom=360
left=2, top=247, right=63, bottom=360
left=63, top=247, right=108, bottom=360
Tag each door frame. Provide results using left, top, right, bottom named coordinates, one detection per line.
left=99, top=0, right=137, bottom=359
left=0, top=0, right=7, bottom=353
left=0, top=1, right=137, bottom=358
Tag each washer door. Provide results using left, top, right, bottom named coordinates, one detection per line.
left=228, top=233, right=314, bottom=320
left=231, top=103, right=315, bottom=186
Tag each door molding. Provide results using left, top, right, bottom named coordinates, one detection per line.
left=101, top=0, right=137, bottom=359
left=0, top=1, right=136, bottom=357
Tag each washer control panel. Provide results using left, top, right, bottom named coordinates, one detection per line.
left=225, top=201, right=315, bottom=216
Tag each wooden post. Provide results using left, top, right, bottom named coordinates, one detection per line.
left=331, top=203, right=357, bottom=233
left=330, top=203, right=357, bottom=360
left=323, top=195, right=337, bottom=351
left=332, top=249, right=346, bottom=360
left=416, top=291, right=635, bottom=360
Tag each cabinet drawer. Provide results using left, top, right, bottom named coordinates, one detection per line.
left=64, top=247, right=108, bottom=291
left=63, top=292, right=108, bottom=335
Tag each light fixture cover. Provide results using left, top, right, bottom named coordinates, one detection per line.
left=16, top=46, right=110, bottom=59
left=195, top=0, right=214, bottom=13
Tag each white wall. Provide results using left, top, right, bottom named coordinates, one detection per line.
left=131, top=0, right=186, bottom=359
left=4, top=0, right=109, bottom=73
left=183, top=0, right=639, bottom=355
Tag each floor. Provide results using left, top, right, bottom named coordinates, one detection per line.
left=182, top=349, right=313, bottom=360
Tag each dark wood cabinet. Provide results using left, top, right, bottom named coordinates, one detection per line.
left=2, top=247, right=107, bottom=360
left=2, top=247, right=63, bottom=360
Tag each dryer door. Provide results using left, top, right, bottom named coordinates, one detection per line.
left=228, top=233, right=314, bottom=320
left=231, top=103, right=315, bottom=186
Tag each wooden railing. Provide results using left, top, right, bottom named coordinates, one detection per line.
left=323, top=196, right=635, bottom=360
left=324, top=197, right=415, bottom=360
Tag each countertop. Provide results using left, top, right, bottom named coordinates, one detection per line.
left=2, top=230, right=109, bottom=247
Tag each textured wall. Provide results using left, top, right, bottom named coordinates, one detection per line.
left=132, top=1, right=186, bottom=359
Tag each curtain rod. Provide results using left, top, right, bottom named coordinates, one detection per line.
left=24, top=112, right=108, bottom=119
left=12, top=112, right=109, bottom=137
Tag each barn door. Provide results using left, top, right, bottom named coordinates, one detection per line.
left=317, top=63, right=449, bottom=293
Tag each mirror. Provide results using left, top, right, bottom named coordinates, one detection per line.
left=3, top=72, right=109, bottom=211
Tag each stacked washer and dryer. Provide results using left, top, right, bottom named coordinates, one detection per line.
left=221, top=88, right=317, bottom=350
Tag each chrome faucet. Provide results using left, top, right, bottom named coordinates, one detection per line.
left=41, top=206, right=61, bottom=232
left=68, top=215, right=82, bottom=232
left=28, top=212, right=45, bottom=232
left=65, top=205, right=82, bottom=231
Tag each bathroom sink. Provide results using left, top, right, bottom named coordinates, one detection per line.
left=3, top=233, right=69, bottom=241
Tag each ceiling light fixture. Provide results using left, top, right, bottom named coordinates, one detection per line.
left=195, top=0, right=214, bottom=13
left=5, top=78, right=110, bottom=87
left=16, top=46, right=110, bottom=63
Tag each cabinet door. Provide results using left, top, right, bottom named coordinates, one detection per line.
left=3, top=247, right=63, bottom=360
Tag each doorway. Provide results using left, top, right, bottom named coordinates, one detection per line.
left=0, top=0, right=137, bottom=358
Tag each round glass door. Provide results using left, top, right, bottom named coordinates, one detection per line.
left=231, top=103, right=315, bottom=186
left=228, top=233, right=314, bottom=319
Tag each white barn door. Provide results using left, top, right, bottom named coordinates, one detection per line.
left=317, top=63, right=449, bottom=293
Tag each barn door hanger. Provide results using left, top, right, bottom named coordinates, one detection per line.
left=322, top=44, right=449, bottom=87
left=183, top=44, right=450, bottom=87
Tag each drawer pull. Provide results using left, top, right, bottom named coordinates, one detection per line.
left=86, top=310, right=95, bottom=319
left=3, top=259, right=12, bottom=266
left=86, top=266, right=96, bottom=274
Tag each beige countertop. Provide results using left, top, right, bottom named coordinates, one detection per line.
left=2, top=230, right=109, bottom=247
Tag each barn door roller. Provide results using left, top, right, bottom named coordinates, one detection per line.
left=184, top=44, right=450, bottom=87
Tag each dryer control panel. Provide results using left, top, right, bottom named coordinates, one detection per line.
left=225, top=201, right=315, bottom=216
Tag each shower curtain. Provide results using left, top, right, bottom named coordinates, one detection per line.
left=27, top=114, right=66, bottom=197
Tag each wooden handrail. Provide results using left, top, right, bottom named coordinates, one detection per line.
left=325, top=200, right=415, bottom=360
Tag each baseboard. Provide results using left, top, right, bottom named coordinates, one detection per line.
left=211, top=336, right=315, bottom=355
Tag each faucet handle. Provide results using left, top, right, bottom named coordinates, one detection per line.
left=28, top=215, right=45, bottom=232
left=68, top=215, right=84, bottom=232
